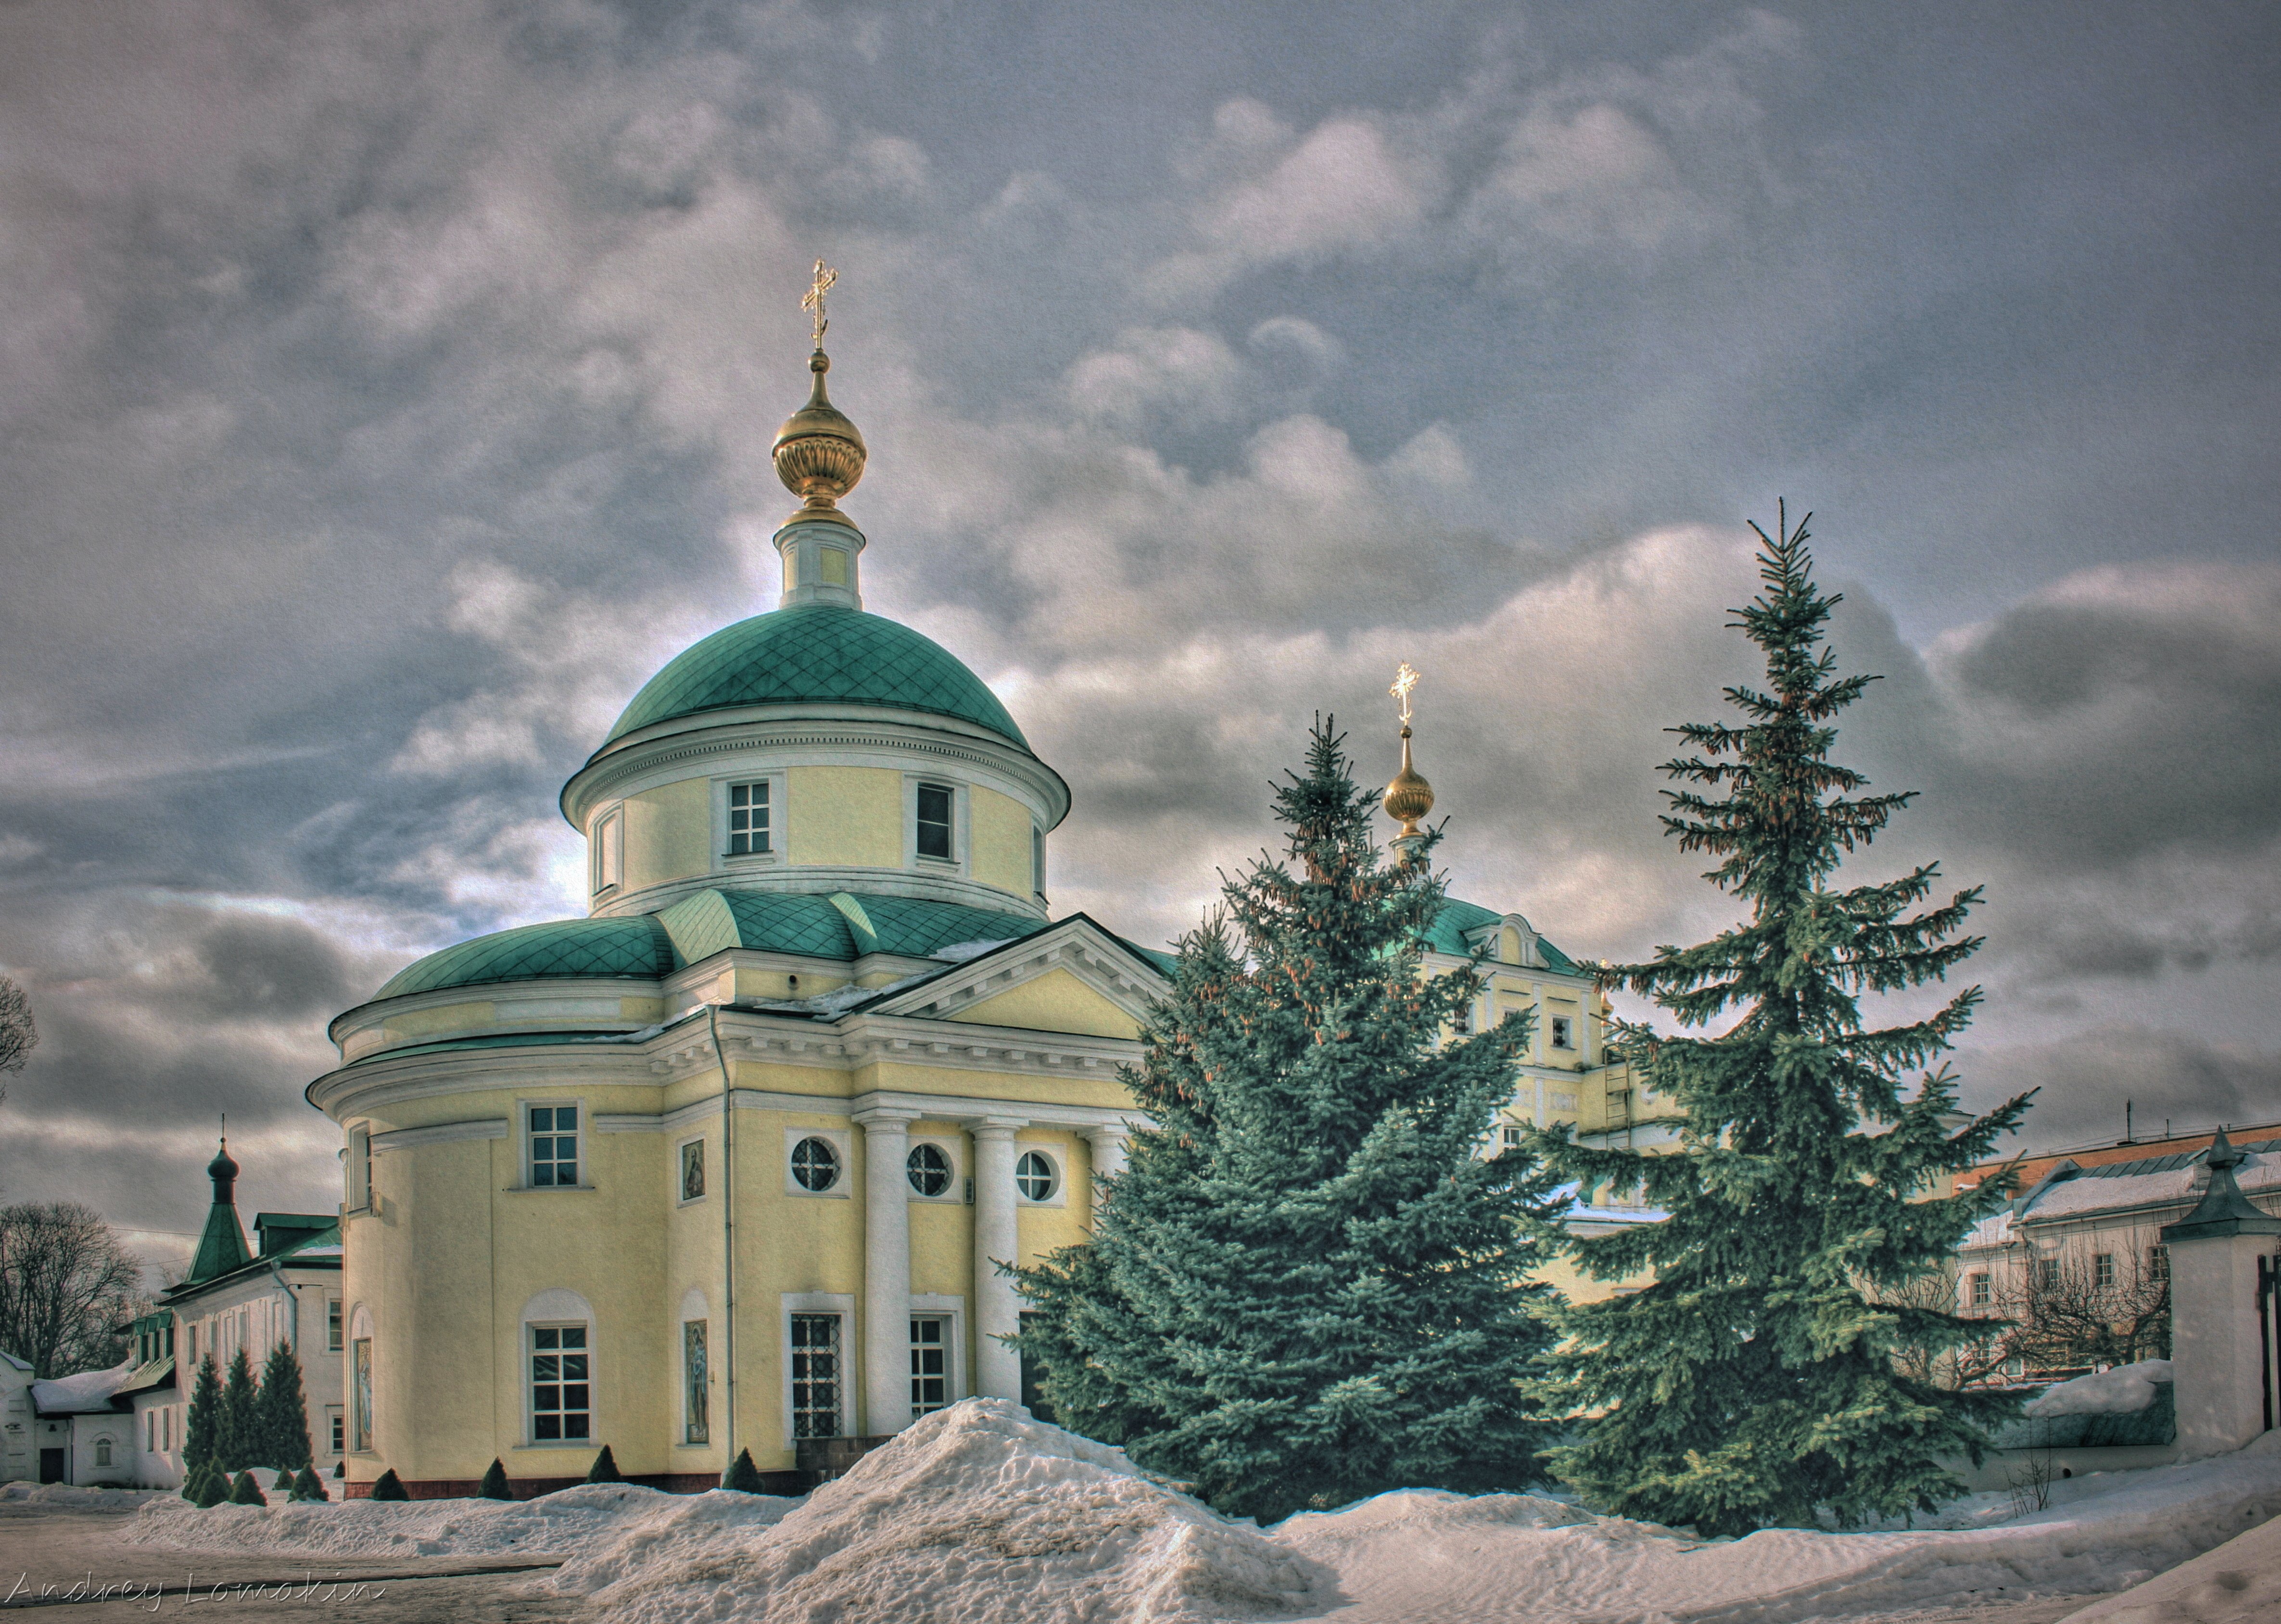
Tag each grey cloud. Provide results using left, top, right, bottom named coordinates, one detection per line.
left=1963, top=1027, right=2281, bottom=1154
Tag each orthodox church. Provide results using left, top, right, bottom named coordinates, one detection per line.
left=305, top=270, right=1639, bottom=1497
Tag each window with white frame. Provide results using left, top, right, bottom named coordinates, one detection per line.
left=1032, top=825, right=1045, bottom=897
left=328, top=1299, right=342, bottom=1351
left=528, top=1105, right=580, bottom=1187
left=906, top=1142, right=952, bottom=1197
left=789, top=1314, right=842, bottom=1439
left=328, top=1410, right=343, bottom=1456
left=1549, top=1015, right=1574, bottom=1050
left=2150, top=1245, right=2169, bottom=1281
left=727, top=781, right=771, bottom=856
left=911, top=1317, right=950, bottom=1418
left=680, top=1138, right=706, bottom=1203
left=346, top=1126, right=372, bottom=1210
left=529, top=1324, right=591, bottom=1443
left=2037, top=1257, right=2061, bottom=1290
left=95, top=1437, right=111, bottom=1466
left=2095, top=1252, right=2116, bottom=1288
left=593, top=807, right=623, bottom=893
left=1500, top=1126, right=1523, bottom=1155
left=916, top=782, right=955, bottom=861
left=1969, top=1272, right=1991, bottom=1307
left=683, top=1320, right=709, bottom=1445
left=1015, top=1151, right=1057, bottom=1203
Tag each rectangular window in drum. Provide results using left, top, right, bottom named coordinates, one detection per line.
left=790, top=1314, right=842, bottom=1439
left=728, top=782, right=770, bottom=855
left=530, top=1325, right=591, bottom=1442
left=530, top=1106, right=579, bottom=1187
left=916, top=784, right=954, bottom=861
left=911, top=1317, right=949, bottom=1418
left=683, top=1320, right=709, bottom=1445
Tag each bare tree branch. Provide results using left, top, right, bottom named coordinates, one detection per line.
left=0, top=975, right=34, bottom=1110
left=0, top=1202, right=141, bottom=1377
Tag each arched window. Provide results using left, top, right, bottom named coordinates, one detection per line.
left=94, top=1437, right=112, bottom=1466
left=520, top=1289, right=597, bottom=1446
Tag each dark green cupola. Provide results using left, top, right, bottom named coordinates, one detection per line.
left=188, top=1134, right=252, bottom=1283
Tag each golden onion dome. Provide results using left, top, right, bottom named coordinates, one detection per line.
left=1383, top=723, right=1434, bottom=840
left=773, top=349, right=867, bottom=523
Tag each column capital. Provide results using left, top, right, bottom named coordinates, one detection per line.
left=852, top=1107, right=923, bottom=1130
left=964, top=1117, right=1028, bottom=1141
left=1080, top=1122, right=1134, bottom=1146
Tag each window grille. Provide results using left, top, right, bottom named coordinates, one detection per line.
left=1015, top=1151, right=1057, bottom=1202
left=727, top=782, right=770, bottom=855
left=1969, top=1272, right=1991, bottom=1307
left=2095, top=1252, right=2116, bottom=1288
left=2149, top=1245, right=2169, bottom=1281
left=529, top=1106, right=579, bottom=1187
left=1550, top=1015, right=1574, bottom=1050
left=907, top=1142, right=951, bottom=1196
left=911, top=1317, right=949, bottom=1418
left=791, top=1136, right=840, bottom=1193
left=790, top=1314, right=842, bottom=1439
left=530, top=1325, right=591, bottom=1442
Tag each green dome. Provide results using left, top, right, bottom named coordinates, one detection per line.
left=377, top=916, right=678, bottom=999
left=606, top=605, right=1027, bottom=748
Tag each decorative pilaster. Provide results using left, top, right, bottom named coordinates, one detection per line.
left=2161, top=1129, right=2281, bottom=1457
left=855, top=1108, right=920, bottom=1434
left=968, top=1119, right=1026, bottom=1400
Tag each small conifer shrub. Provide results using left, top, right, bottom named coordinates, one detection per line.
left=290, top=1466, right=327, bottom=1502
left=228, top=1470, right=266, bottom=1507
left=478, top=1459, right=512, bottom=1500
left=724, top=1449, right=765, bottom=1493
left=369, top=1468, right=408, bottom=1501
left=584, top=1445, right=623, bottom=1484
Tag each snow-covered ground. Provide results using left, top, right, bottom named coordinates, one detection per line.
left=119, top=1399, right=2281, bottom=1623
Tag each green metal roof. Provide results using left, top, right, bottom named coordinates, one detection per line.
left=605, top=605, right=1028, bottom=748
left=1424, top=897, right=1582, bottom=974
left=374, top=891, right=1047, bottom=1002
left=377, top=915, right=677, bottom=999
left=188, top=1202, right=250, bottom=1285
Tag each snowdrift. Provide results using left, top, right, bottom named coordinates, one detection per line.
left=119, top=1399, right=2281, bottom=1624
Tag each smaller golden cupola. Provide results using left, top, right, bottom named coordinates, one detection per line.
left=1383, top=660, right=1434, bottom=846
left=772, top=261, right=869, bottom=610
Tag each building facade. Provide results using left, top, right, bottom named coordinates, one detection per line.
left=304, top=327, right=1637, bottom=1497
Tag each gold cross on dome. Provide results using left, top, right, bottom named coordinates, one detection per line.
left=1391, top=661, right=1420, bottom=725
left=802, top=259, right=837, bottom=349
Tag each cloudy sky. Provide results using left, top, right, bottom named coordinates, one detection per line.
left=1, top=0, right=2275, bottom=1261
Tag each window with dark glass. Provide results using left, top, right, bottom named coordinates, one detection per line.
left=790, top=1314, right=841, bottom=1438
left=1549, top=1015, right=1574, bottom=1050
left=1015, top=1151, right=1056, bottom=1202
left=916, top=783, right=954, bottom=860
left=728, top=782, right=770, bottom=855
left=906, top=1142, right=951, bottom=1196
left=791, top=1136, right=840, bottom=1193
left=530, top=1325, right=590, bottom=1441
left=530, top=1106, right=579, bottom=1187
left=910, top=1317, right=949, bottom=1417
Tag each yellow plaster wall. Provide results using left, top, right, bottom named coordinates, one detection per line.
left=624, top=778, right=711, bottom=894
left=1015, top=1130, right=1092, bottom=1258
left=957, top=969, right=1141, bottom=1040
left=786, top=767, right=902, bottom=868
left=969, top=786, right=1033, bottom=899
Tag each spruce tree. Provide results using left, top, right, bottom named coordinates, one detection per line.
left=1537, top=508, right=2031, bottom=1535
left=217, top=1347, right=258, bottom=1472
left=255, top=1343, right=313, bottom=1471
left=290, top=1465, right=328, bottom=1502
left=182, top=1355, right=223, bottom=1480
left=228, top=1470, right=266, bottom=1507
left=584, top=1444, right=623, bottom=1484
left=369, top=1468, right=408, bottom=1500
left=478, top=1459, right=512, bottom=1500
left=724, top=1448, right=765, bottom=1494
left=191, top=1461, right=230, bottom=1508
left=1015, top=720, right=1563, bottom=1522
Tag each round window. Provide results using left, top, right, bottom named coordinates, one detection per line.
left=1014, top=1150, right=1056, bottom=1203
left=791, top=1136, right=840, bottom=1193
left=906, top=1142, right=951, bottom=1197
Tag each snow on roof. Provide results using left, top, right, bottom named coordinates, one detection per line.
left=2025, top=1359, right=2172, bottom=1418
left=31, top=1355, right=137, bottom=1414
left=0, top=1348, right=30, bottom=1374
left=2026, top=1149, right=2281, bottom=1224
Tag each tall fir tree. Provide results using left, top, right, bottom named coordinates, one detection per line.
left=1014, top=720, right=1564, bottom=1522
left=1537, top=508, right=2031, bottom=1535
left=256, top=1342, right=313, bottom=1471
left=217, top=1346, right=259, bottom=1473
left=182, top=1353, right=223, bottom=1478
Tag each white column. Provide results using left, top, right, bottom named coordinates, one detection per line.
left=1082, top=1125, right=1130, bottom=1214
left=969, top=1119, right=1026, bottom=1400
left=856, top=1108, right=919, bottom=1436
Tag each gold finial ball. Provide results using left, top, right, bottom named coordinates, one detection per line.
left=773, top=349, right=867, bottom=514
left=1383, top=723, right=1434, bottom=837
